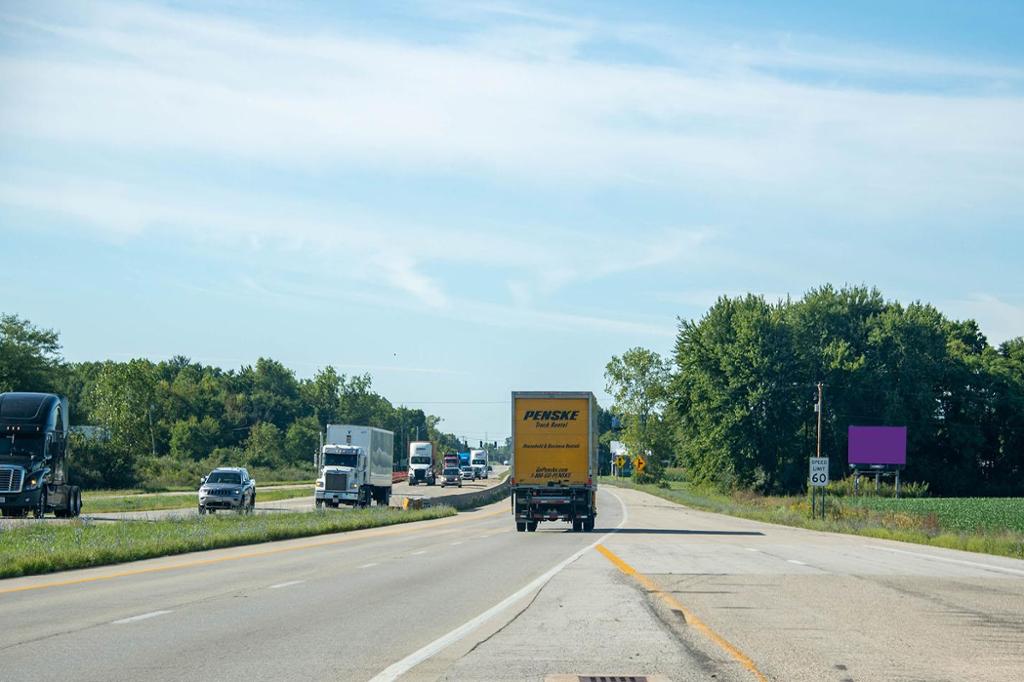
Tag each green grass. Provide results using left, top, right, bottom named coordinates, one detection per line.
left=83, top=487, right=313, bottom=513
left=0, top=506, right=456, bottom=579
left=600, top=477, right=1024, bottom=560
left=82, top=481, right=314, bottom=498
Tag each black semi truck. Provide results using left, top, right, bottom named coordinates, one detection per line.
left=0, top=392, right=83, bottom=518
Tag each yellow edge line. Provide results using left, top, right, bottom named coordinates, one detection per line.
left=1, top=509, right=505, bottom=595
left=596, top=544, right=768, bottom=682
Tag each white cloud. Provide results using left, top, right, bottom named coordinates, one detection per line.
left=2, top=1, right=1023, bottom=338
left=654, top=289, right=791, bottom=309
left=1, top=0, right=1022, bottom=210
left=0, top=164, right=694, bottom=341
left=944, top=294, right=1024, bottom=344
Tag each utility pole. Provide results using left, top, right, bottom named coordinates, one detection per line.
left=148, top=403, right=157, bottom=457
left=814, top=382, right=824, bottom=519
left=816, top=382, right=823, bottom=458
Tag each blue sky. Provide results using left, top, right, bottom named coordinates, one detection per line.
left=2, top=1, right=1023, bottom=442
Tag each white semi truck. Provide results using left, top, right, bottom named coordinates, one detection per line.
left=407, top=440, right=436, bottom=486
left=470, top=448, right=489, bottom=479
left=315, top=425, right=394, bottom=508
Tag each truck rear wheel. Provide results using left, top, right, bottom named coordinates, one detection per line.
left=516, top=521, right=526, bottom=532
left=57, top=487, right=79, bottom=518
left=63, top=487, right=80, bottom=517
left=583, top=518, right=595, bottom=532
left=527, top=521, right=538, bottom=532
left=572, top=519, right=582, bottom=532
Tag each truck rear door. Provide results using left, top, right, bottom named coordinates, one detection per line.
left=512, top=395, right=591, bottom=486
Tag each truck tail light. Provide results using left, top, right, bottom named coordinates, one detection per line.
left=510, top=477, right=515, bottom=486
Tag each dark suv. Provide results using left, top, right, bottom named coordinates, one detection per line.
left=198, top=467, right=255, bottom=514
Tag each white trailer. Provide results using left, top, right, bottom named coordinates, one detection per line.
left=407, top=441, right=436, bottom=486
left=315, top=425, right=394, bottom=508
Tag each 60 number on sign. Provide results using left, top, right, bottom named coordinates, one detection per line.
left=809, top=457, right=829, bottom=487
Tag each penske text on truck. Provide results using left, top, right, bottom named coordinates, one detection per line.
left=510, top=391, right=598, bottom=532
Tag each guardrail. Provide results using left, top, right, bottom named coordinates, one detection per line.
left=420, top=478, right=511, bottom=511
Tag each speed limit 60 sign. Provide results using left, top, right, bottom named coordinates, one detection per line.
left=809, top=457, right=829, bottom=487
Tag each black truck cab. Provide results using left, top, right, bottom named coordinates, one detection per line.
left=0, top=392, right=82, bottom=518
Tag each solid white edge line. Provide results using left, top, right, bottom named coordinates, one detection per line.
left=787, top=560, right=807, bottom=565
left=359, top=563, right=379, bottom=569
left=112, top=610, right=172, bottom=625
left=269, top=580, right=305, bottom=589
left=866, top=545, right=1024, bottom=576
left=410, top=550, right=427, bottom=556
left=367, top=489, right=629, bottom=682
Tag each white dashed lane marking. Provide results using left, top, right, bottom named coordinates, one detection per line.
left=112, top=610, right=172, bottom=625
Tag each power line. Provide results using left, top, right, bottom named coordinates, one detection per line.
left=394, top=401, right=510, bottom=405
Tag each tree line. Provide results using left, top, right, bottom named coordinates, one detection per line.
left=605, top=286, right=1024, bottom=496
left=0, top=314, right=468, bottom=489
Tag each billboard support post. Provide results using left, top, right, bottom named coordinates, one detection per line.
left=848, top=426, right=907, bottom=498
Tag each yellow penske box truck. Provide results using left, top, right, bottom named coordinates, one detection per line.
left=511, top=391, right=598, bottom=533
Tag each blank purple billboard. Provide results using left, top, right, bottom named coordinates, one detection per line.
left=848, top=426, right=907, bottom=465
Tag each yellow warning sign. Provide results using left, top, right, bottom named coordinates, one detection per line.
left=634, top=455, right=646, bottom=473
left=614, top=455, right=625, bottom=468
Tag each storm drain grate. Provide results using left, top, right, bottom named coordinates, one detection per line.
left=548, top=671, right=667, bottom=675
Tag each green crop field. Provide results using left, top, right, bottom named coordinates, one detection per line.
left=842, top=497, right=1024, bottom=534
left=601, top=477, right=1024, bottom=559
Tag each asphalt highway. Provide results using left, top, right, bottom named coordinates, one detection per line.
left=12, top=466, right=508, bottom=523
left=2, top=485, right=1022, bottom=681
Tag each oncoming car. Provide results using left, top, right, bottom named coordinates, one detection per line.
left=199, top=467, right=255, bottom=514
left=440, top=466, right=462, bottom=488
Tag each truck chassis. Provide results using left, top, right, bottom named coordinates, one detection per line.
left=513, top=486, right=595, bottom=532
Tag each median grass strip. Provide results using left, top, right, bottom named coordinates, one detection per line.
left=83, top=487, right=313, bottom=513
left=601, top=477, right=1024, bottom=560
left=81, top=480, right=315, bottom=498
left=0, top=506, right=455, bottom=579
